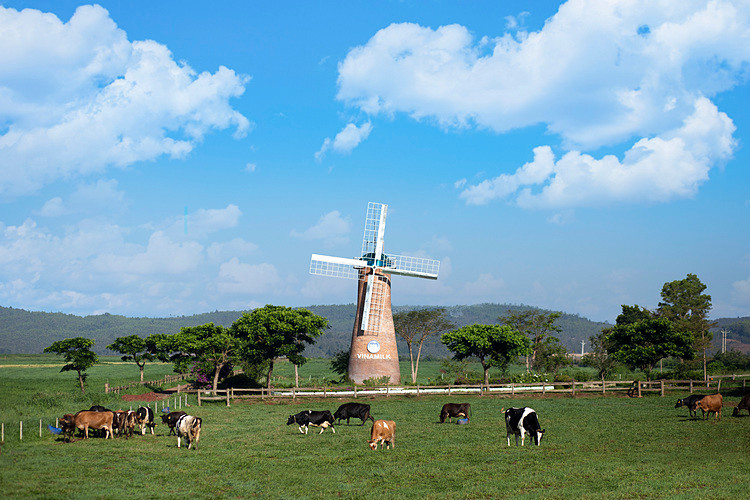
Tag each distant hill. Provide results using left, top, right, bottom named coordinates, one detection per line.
left=0, top=303, right=610, bottom=357
left=711, top=317, right=750, bottom=354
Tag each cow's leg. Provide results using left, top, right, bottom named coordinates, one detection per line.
left=178, top=435, right=182, bottom=448
left=507, top=433, right=511, bottom=447
left=298, top=425, right=304, bottom=434
left=84, top=425, right=89, bottom=439
left=521, top=430, right=526, bottom=446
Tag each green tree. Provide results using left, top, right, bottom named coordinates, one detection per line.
left=107, top=335, right=155, bottom=382
left=171, top=323, right=240, bottom=394
left=499, top=310, right=562, bottom=372
left=657, top=273, right=714, bottom=381
left=605, top=317, right=694, bottom=380
left=583, top=330, right=617, bottom=382
left=441, top=324, right=531, bottom=385
left=394, top=308, right=455, bottom=384
left=231, top=305, right=329, bottom=390
left=534, top=339, right=569, bottom=373
left=329, top=350, right=350, bottom=382
left=43, top=337, right=98, bottom=393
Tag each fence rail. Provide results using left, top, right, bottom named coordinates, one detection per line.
left=105, top=373, right=190, bottom=394
left=191, top=374, right=750, bottom=405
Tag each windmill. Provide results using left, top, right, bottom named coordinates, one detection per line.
left=310, top=202, right=440, bottom=384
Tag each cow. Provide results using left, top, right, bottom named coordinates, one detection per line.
left=504, top=407, right=545, bottom=446
left=59, top=414, right=76, bottom=442
left=137, top=406, right=156, bottom=435
left=368, top=419, right=396, bottom=450
left=732, top=393, right=750, bottom=417
left=161, top=411, right=188, bottom=436
left=87, top=405, right=113, bottom=437
left=66, top=410, right=114, bottom=439
left=440, top=403, right=471, bottom=423
left=286, top=410, right=336, bottom=434
left=121, top=411, right=138, bottom=438
left=674, top=395, right=707, bottom=418
left=175, top=414, right=202, bottom=450
left=334, top=403, right=375, bottom=426
left=695, top=394, right=723, bottom=421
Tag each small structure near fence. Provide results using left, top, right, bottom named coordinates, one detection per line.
left=190, top=374, right=750, bottom=406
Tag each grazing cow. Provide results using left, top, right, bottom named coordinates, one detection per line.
left=732, top=393, right=750, bottom=417
left=695, top=394, right=723, bottom=421
left=504, top=407, right=545, bottom=446
left=59, top=414, right=76, bottom=442
left=334, top=403, right=375, bottom=425
left=68, top=410, right=114, bottom=439
left=674, top=395, right=707, bottom=418
left=368, top=419, right=396, bottom=450
left=137, top=406, right=156, bottom=435
left=286, top=410, right=336, bottom=434
left=175, top=414, right=202, bottom=450
left=440, top=403, right=471, bottom=423
left=161, top=411, right=188, bottom=436
left=122, top=411, right=138, bottom=438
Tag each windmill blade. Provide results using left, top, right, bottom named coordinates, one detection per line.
left=310, top=254, right=367, bottom=280
left=380, top=254, right=440, bottom=279
left=360, top=274, right=375, bottom=331
left=361, top=202, right=387, bottom=262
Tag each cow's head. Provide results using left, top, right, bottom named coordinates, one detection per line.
left=286, top=415, right=296, bottom=425
left=368, top=439, right=378, bottom=451
left=674, top=399, right=684, bottom=408
left=534, top=429, right=546, bottom=446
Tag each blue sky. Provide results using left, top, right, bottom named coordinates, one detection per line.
left=1, top=0, right=749, bottom=323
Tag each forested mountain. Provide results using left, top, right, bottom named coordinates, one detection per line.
left=3, top=303, right=746, bottom=357
left=1, top=303, right=608, bottom=357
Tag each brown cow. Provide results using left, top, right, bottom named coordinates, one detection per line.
left=732, top=393, right=750, bottom=417
left=59, top=414, right=76, bottom=442
left=695, top=393, right=723, bottom=421
left=69, top=410, right=114, bottom=439
left=440, top=403, right=471, bottom=423
left=368, top=419, right=396, bottom=450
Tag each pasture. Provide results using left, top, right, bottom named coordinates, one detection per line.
left=1, top=357, right=749, bottom=498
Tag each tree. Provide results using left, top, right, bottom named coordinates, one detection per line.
left=583, top=330, right=617, bottom=382
left=329, top=350, right=350, bottom=382
left=605, top=317, right=694, bottom=380
left=171, top=323, right=240, bottom=394
left=107, top=335, right=155, bottom=382
left=43, top=337, right=98, bottom=393
left=231, top=305, right=329, bottom=390
left=499, top=310, right=562, bottom=372
left=393, top=308, right=455, bottom=384
left=534, top=339, right=569, bottom=373
left=657, top=273, right=714, bottom=381
left=441, top=324, right=531, bottom=385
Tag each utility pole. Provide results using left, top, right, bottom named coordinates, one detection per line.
left=721, top=329, right=728, bottom=353
left=581, top=340, right=585, bottom=356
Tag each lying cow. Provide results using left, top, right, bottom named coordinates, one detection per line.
left=732, top=393, right=750, bottom=417
left=440, top=402, right=471, bottom=423
left=175, top=414, right=202, bottom=450
left=286, top=410, right=336, bottom=434
left=161, top=411, right=188, bottom=436
left=674, top=395, right=706, bottom=418
left=368, top=419, right=396, bottom=450
left=504, top=407, right=545, bottom=446
left=137, top=406, right=156, bottom=435
left=66, top=410, right=114, bottom=439
left=334, top=403, right=375, bottom=425
left=696, top=394, right=723, bottom=421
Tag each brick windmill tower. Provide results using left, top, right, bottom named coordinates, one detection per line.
left=310, top=202, right=440, bottom=385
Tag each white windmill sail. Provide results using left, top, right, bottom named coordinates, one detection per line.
left=309, top=201, right=440, bottom=336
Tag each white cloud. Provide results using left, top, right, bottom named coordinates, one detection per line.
left=315, top=122, right=372, bottom=160
left=0, top=5, right=250, bottom=198
left=731, top=276, right=750, bottom=308
left=37, top=197, right=68, bottom=217
left=245, top=162, right=257, bottom=173
left=217, top=258, right=282, bottom=294
left=291, top=210, right=351, bottom=247
left=337, top=0, right=750, bottom=207
left=94, top=231, right=203, bottom=277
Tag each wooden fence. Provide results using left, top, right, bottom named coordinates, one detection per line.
left=105, top=373, right=190, bottom=394
left=191, top=374, right=750, bottom=406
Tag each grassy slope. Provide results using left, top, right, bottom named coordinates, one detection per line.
left=1, top=357, right=749, bottom=499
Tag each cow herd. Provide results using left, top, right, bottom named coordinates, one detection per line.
left=286, top=402, right=546, bottom=450
left=674, top=392, right=750, bottom=421
left=58, top=405, right=202, bottom=450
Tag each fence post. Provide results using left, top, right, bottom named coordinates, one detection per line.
left=572, top=380, right=576, bottom=397
left=689, top=380, right=693, bottom=393
left=226, top=389, right=230, bottom=407
left=717, top=379, right=721, bottom=392
left=354, top=386, right=357, bottom=399
left=39, top=419, right=42, bottom=438
left=637, top=381, right=642, bottom=398
left=198, top=391, right=202, bottom=406
left=105, top=382, right=109, bottom=394
left=543, top=382, right=546, bottom=396
left=324, top=386, right=327, bottom=398
left=511, top=383, right=515, bottom=396
left=386, top=385, right=390, bottom=397
left=20, top=420, right=23, bottom=440
left=448, top=384, right=452, bottom=395
left=660, top=380, right=664, bottom=397
left=417, top=385, right=420, bottom=396
left=292, top=387, right=296, bottom=400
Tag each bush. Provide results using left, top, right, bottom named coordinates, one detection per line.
left=362, top=376, right=390, bottom=386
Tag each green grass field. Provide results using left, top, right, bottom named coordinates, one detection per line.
left=1, top=355, right=749, bottom=498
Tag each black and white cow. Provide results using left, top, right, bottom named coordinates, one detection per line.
left=161, top=411, right=188, bottom=436
left=504, top=407, right=545, bottom=446
left=175, top=414, right=202, bottom=450
left=137, top=406, right=156, bottom=435
left=674, top=395, right=706, bottom=418
left=286, top=410, right=336, bottom=434
left=334, top=403, right=375, bottom=425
